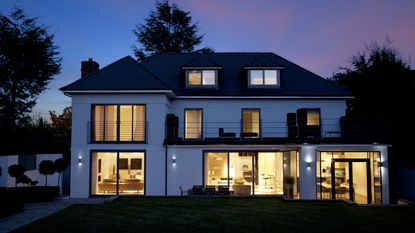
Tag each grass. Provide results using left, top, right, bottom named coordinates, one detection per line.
left=12, top=197, right=415, bottom=233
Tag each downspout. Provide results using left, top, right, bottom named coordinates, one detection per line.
left=165, top=144, right=168, bottom=196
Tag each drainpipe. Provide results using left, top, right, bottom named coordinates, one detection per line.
left=165, top=144, right=168, bottom=196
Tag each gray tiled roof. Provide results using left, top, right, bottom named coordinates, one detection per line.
left=61, top=52, right=352, bottom=97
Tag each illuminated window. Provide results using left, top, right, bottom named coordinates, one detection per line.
left=307, top=110, right=320, bottom=126
left=92, top=105, right=146, bottom=142
left=242, top=109, right=260, bottom=138
left=248, top=69, right=279, bottom=87
left=185, top=109, right=202, bottom=139
left=186, top=70, right=217, bottom=87
left=91, top=152, right=145, bottom=195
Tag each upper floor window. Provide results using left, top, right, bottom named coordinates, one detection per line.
left=306, top=109, right=320, bottom=126
left=184, top=109, right=202, bottom=139
left=248, top=69, right=279, bottom=87
left=241, top=109, right=260, bottom=138
left=91, top=104, right=146, bottom=143
left=186, top=70, right=218, bottom=87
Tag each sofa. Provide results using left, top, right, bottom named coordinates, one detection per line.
left=98, top=178, right=144, bottom=193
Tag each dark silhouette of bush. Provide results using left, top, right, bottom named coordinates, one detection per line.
left=8, top=164, right=25, bottom=187
left=38, top=160, right=56, bottom=186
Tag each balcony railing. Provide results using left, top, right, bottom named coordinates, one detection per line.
left=88, top=121, right=146, bottom=143
left=165, top=118, right=387, bottom=143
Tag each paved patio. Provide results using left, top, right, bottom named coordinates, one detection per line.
left=0, top=197, right=111, bottom=233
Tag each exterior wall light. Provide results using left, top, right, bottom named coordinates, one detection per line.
left=172, top=156, right=176, bottom=166
left=78, top=155, right=82, bottom=165
left=307, top=162, right=311, bottom=168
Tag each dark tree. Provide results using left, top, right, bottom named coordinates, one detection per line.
left=38, top=160, right=55, bottom=186
left=0, top=8, right=61, bottom=133
left=132, top=0, right=213, bottom=61
left=54, top=158, right=68, bottom=186
left=330, top=40, right=415, bottom=202
left=49, top=107, right=71, bottom=161
left=8, top=164, right=25, bottom=187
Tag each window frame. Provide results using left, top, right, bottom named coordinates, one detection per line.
left=241, top=108, right=261, bottom=138
left=184, top=108, right=203, bottom=140
left=247, top=69, right=280, bottom=88
left=89, top=150, right=146, bottom=196
left=185, top=69, right=219, bottom=88
left=90, top=104, right=147, bottom=144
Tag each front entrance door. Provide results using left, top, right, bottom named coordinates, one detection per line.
left=331, top=159, right=371, bottom=204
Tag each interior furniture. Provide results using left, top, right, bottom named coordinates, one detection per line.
left=240, top=132, right=258, bottom=138
left=232, top=184, right=251, bottom=196
left=98, top=178, right=144, bottom=193
left=219, top=128, right=236, bottom=138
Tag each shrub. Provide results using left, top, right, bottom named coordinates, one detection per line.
left=8, top=164, right=25, bottom=187
left=0, top=187, right=24, bottom=218
left=7, top=186, right=60, bottom=203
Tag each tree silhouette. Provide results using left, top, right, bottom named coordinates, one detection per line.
left=8, top=164, right=25, bottom=187
left=0, top=8, right=61, bottom=138
left=54, top=158, right=68, bottom=186
left=38, top=160, right=55, bottom=186
left=132, top=0, right=213, bottom=61
left=330, top=40, right=415, bottom=173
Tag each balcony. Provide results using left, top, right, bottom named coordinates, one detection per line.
left=165, top=117, right=386, bottom=145
left=88, top=121, right=146, bottom=143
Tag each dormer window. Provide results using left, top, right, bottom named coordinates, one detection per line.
left=186, top=70, right=218, bottom=88
left=248, top=69, right=280, bottom=87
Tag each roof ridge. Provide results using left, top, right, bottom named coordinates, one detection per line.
left=181, top=53, right=222, bottom=67
left=180, top=53, right=205, bottom=67
left=60, top=56, right=132, bottom=91
left=244, top=53, right=276, bottom=67
left=136, top=62, right=171, bottom=89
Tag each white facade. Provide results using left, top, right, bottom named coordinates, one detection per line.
left=68, top=93, right=389, bottom=204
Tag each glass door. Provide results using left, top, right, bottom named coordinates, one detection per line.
left=332, top=161, right=351, bottom=201
left=331, top=159, right=371, bottom=204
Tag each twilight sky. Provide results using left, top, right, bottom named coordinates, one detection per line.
left=1, top=0, right=415, bottom=119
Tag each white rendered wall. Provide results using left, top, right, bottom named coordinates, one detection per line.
left=170, top=99, right=347, bottom=138
left=70, top=94, right=169, bottom=197
left=167, top=147, right=204, bottom=195
left=298, top=145, right=317, bottom=199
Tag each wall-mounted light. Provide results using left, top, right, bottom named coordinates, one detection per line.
left=172, top=156, right=176, bottom=166
left=307, top=162, right=311, bottom=168
left=378, top=161, right=383, bottom=167
left=78, top=155, right=82, bottom=165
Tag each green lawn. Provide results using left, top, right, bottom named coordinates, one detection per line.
left=12, top=197, right=415, bottom=233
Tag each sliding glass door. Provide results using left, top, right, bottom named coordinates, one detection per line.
left=204, top=151, right=298, bottom=196
left=91, top=151, right=145, bottom=195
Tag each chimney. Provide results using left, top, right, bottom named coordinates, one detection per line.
left=81, top=58, right=99, bottom=78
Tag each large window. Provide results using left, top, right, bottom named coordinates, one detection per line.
left=248, top=69, right=279, bottom=87
left=205, top=151, right=299, bottom=197
left=185, top=109, right=202, bottom=139
left=92, top=104, right=146, bottom=142
left=242, top=109, right=260, bottom=138
left=186, top=70, right=218, bottom=87
left=91, top=152, right=145, bottom=195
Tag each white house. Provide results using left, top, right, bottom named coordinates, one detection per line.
left=61, top=52, right=389, bottom=204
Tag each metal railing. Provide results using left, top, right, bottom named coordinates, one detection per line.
left=165, top=118, right=387, bottom=141
left=88, top=121, right=146, bottom=143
